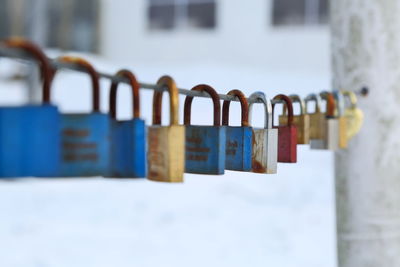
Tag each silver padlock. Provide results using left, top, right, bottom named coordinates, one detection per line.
left=310, top=91, right=339, bottom=150
left=248, top=92, right=278, bottom=174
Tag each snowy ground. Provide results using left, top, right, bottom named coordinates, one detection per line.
left=0, top=56, right=336, bottom=267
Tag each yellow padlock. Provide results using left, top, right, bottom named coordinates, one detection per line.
left=147, top=76, right=185, bottom=183
left=342, top=90, right=364, bottom=139
left=333, top=91, right=348, bottom=149
left=279, top=94, right=310, bottom=144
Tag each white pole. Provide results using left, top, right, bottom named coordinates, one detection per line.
left=331, top=1, right=400, bottom=266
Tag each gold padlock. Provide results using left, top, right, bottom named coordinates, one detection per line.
left=333, top=91, right=348, bottom=149
left=304, top=93, right=325, bottom=141
left=279, top=94, right=310, bottom=144
left=342, top=90, right=364, bottom=140
left=147, top=76, right=185, bottom=183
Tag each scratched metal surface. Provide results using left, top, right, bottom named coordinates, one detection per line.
left=60, top=112, right=110, bottom=177
left=0, top=105, right=60, bottom=177
left=225, top=126, right=252, bottom=172
left=185, top=125, right=226, bottom=175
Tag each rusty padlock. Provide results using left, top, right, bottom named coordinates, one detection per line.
left=222, top=90, right=252, bottom=172
left=342, top=90, right=364, bottom=139
left=305, top=93, right=325, bottom=141
left=279, top=94, right=310, bottom=144
left=184, top=84, right=226, bottom=175
left=333, top=90, right=348, bottom=149
left=310, top=92, right=339, bottom=150
left=52, top=56, right=110, bottom=177
left=248, top=92, right=278, bottom=174
left=272, top=94, right=297, bottom=163
left=109, top=70, right=146, bottom=178
left=147, top=76, right=185, bottom=183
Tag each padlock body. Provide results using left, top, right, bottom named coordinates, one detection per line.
left=185, top=125, right=226, bottom=174
left=274, top=125, right=297, bottom=163
left=310, top=118, right=339, bottom=150
left=147, top=125, right=185, bottom=182
left=309, top=112, right=326, bottom=140
left=0, top=105, right=60, bottom=177
left=338, top=116, right=348, bottom=149
left=279, top=114, right=310, bottom=144
left=109, top=118, right=146, bottom=178
left=251, top=128, right=278, bottom=174
left=345, top=108, right=363, bottom=139
left=224, top=126, right=252, bottom=171
left=60, top=112, right=110, bottom=177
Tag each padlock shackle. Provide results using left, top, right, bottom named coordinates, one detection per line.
left=272, top=94, right=294, bottom=126
left=222, top=90, right=249, bottom=127
left=52, top=56, right=100, bottom=112
left=305, top=93, right=322, bottom=114
left=320, top=91, right=336, bottom=117
left=248, top=92, right=273, bottom=129
left=152, top=75, right=179, bottom=125
left=184, top=84, right=221, bottom=126
left=2, top=38, right=52, bottom=104
left=109, top=70, right=140, bottom=119
left=341, top=90, right=358, bottom=109
left=282, top=94, right=306, bottom=115
left=332, top=90, right=345, bottom=116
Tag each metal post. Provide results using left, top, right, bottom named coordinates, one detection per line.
left=331, top=1, right=400, bottom=266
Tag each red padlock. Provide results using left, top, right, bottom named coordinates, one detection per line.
left=272, top=94, right=297, bottom=163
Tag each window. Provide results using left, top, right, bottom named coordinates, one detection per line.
left=0, top=0, right=100, bottom=53
left=148, top=0, right=216, bottom=31
left=272, top=0, right=328, bottom=26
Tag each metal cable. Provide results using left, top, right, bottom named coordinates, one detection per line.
left=0, top=47, right=368, bottom=104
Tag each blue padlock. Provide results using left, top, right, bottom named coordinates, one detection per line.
left=0, top=38, right=60, bottom=178
left=222, top=89, right=253, bottom=171
left=184, top=84, right=226, bottom=175
left=108, top=70, right=146, bottom=178
left=52, top=56, right=110, bottom=177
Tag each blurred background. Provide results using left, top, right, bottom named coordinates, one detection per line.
left=0, top=1, right=335, bottom=266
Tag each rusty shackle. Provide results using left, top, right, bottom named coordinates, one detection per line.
left=152, top=75, right=179, bottom=125
left=2, top=38, right=52, bottom=104
left=184, top=84, right=221, bottom=126
left=222, top=89, right=249, bottom=127
left=320, top=91, right=336, bottom=117
left=272, top=94, right=294, bottom=126
left=282, top=94, right=306, bottom=115
left=53, top=56, right=101, bottom=112
left=109, top=69, right=140, bottom=119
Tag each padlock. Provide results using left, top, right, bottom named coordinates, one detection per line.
left=342, top=90, right=364, bottom=139
left=279, top=94, right=310, bottom=144
left=310, top=92, right=339, bottom=150
left=248, top=92, right=278, bottom=174
left=333, top=90, right=348, bottom=149
left=184, top=84, right=226, bottom=175
left=147, top=76, right=185, bottom=183
left=222, top=89, right=252, bottom=172
left=108, top=70, right=146, bottom=178
left=51, top=56, right=110, bottom=177
left=0, top=38, right=60, bottom=178
left=305, top=93, right=325, bottom=141
left=272, top=94, right=297, bottom=163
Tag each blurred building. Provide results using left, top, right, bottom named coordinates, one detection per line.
left=101, top=0, right=330, bottom=72
left=0, top=0, right=329, bottom=71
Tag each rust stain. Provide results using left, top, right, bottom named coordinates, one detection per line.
left=252, top=159, right=266, bottom=173
left=186, top=154, right=208, bottom=161
left=63, top=129, right=90, bottom=138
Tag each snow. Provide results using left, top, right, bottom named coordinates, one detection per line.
left=0, top=56, right=336, bottom=267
